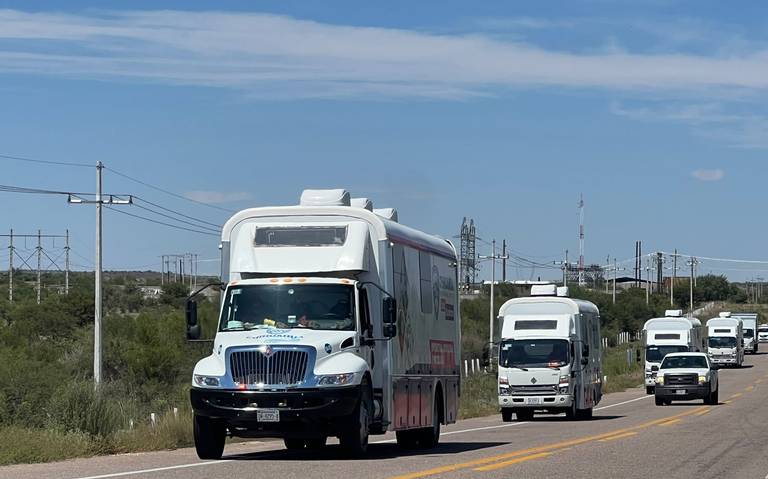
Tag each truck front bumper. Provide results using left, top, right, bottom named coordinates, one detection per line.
left=499, top=394, right=573, bottom=409
left=655, top=384, right=709, bottom=401
left=645, top=374, right=657, bottom=387
left=709, top=356, right=737, bottom=365
left=190, top=386, right=361, bottom=438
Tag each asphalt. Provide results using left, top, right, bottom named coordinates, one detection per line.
left=4, top=353, right=768, bottom=479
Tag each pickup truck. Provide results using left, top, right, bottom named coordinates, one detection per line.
left=653, top=352, right=719, bottom=406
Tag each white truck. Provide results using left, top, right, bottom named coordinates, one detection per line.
left=706, top=313, right=744, bottom=367
left=732, top=313, right=759, bottom=354
left=653, top=352, right=719, bottom=406
left=186, top=189, right=461, bottom=458
left=496, top=285, right=602, bottom=421
left=758, top=324, right=768, bottom=344
left=642, top=310, right=703, bottom=394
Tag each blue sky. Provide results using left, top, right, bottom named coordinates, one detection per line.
left=1, top=1, right=768, bottom=280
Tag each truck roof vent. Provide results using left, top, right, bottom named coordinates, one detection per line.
left=665, top=309, right=683, bottom=317
left=531, top=284, right=557, bottom=296
left=374, top=208, right=398, bottom=222
left=300, top=189, right=350, bottom=207
left=350, top=198, right=373, bottom=211
left=719, top=312, right=732, bottom=318
left=556, top=286, right=569, bottom=297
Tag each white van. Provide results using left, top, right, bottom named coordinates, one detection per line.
left=186, top=189, right=461, bottom=458
left=643, top=310, right=703, bottom=394
left=497, top=286, right=602, bottom=421
left=707, top=313, right=744, bottom=367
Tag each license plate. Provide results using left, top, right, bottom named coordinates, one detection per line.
left=526, top=397, right=541, bottom=405
left=257, top=409, right=280, bottom=422
left=675, top=389, right=687, bottom=395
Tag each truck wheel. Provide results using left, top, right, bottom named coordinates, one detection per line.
left=283, top=438, right=306, bottom=450
left=395, top=430, right=419, bottom=449
left=712, top=388, right=719, bottom=405
left=654, top=397, right=664, bottom=406
left=646, top=386, right=655, bottom=395
left=340, top=379, right=371, bottom=456
left=576, top=408, right=593, bottom=420
left=516, top=409, right=534, bottom=421
left=501, top=408, right=514, bottom=422
left=418, top=393, right=442, bottom=449
left=193, top=414, right=226, bottom=460
left=565, top=396, right=577, bottom=420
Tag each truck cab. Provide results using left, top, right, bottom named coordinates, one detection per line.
left=497, top=285, right=602, bottom=422
left=732, top=313, right=758, bottom=354
left=654, top=352, right=719, bottom=405
left=758, top=324, right=768, bottom=343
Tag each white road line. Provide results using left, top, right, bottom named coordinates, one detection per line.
left=70, top=394, right=651, bottom=479
left=71, top=461, right=233, bottom=479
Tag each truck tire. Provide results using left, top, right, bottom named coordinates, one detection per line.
left=654, top=396, right=664, bottom=406
left=193, top=414, right=226, bottom=460
left=712, top=388, right=719, bottom=405
left=576, top=408, right=593, bottom=420
left=418, top=392, right=442, bottom=449
left=396, top=430, right=419, bottom=449
left=565, top=395, right=577, bottom=420
left=516, top=409, right=534, bottom=421
left=501, top=408, right=514, bottom=422
left=646, top=386, right=655, bottom=395
left=339, top=379, right=372, bottom=456
left=283, top=438, right=306, bottom=450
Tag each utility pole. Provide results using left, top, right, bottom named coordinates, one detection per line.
left=479, top=240, right=508, bottom=362
left=65, top=229, right=70, bottom=295
left=670, top=249, right=678, bottom=307
left=553, top=249, right=569, bottom=286
left=688, top=257, right=696, bottom=315
left=656, top=252, right=663, bottom=294
left=613, top=258, right=617, bottom=304
left=36, top=229, right=42, bottom=305
left=8, top=229, right=12, bottom=303
left=645, top=255, right=650, bottom=305
left=67, top=162, right=132, bottom=387
left=502, top=240, right=507, bottom=283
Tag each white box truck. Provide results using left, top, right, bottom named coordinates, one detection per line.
left=185, top=189, right=461, bottom=458
left=496, top=285, right=602, bottom=421
left=758, top=324, right=768, bottom=344
left=731, top=313, right=758, bottom=354
left=642, top=310, right=703, bottom=394
left=706, top=313, right=744, bottom=367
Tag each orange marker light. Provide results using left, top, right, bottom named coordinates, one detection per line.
left=283, top=277, right=293, bottom=283
left=270, top=278, right=279, bottom=283
left=298, top=278, right=307, bottom=283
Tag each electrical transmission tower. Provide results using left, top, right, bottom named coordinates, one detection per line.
left=459, top=218, right=477, bottom=291
left=578, top=194, right=585, bottom=286
left=161, top=253, right=199, bottom=291
left=2, top=229, right=71, bottom=304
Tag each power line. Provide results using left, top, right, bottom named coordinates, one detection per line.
left=132, top=196, right=222, bottom=229
left=106, top=166, right=235, bottom=213
left=105, top=205, right=219, bottom=237
left=0, top=153, right=92, bottom=168
left=131, top=203, right=220, bottom=233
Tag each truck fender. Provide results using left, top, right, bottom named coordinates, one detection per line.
left=314, top=351, right=370, bottom=382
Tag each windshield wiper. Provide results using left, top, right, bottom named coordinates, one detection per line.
left=505, top=363, right=529, bottom=371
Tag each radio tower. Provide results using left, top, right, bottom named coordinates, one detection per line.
left=459, top=218, right=477, bottom=291
left=578, top=194, right=585, bottom=286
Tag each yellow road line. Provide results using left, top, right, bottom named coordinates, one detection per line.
left=598, top=431, right=638, bottom=442
left=473, top=452, right=552, bottom=472
left=388, top=406, right=707, bottom=479
left=694, top=409, right=710, bottom=416
left=756, top=379, right=763, bottom=384
left=723, top=400, right=732, bottom=404
left=730, top=393, right=743, bottom=399
left=745, top=386, right=754, bottom=392
left=659, top=418, right=681, bottom=426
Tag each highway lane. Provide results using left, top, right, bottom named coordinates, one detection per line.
left=3, top=353, right=767, bottom=479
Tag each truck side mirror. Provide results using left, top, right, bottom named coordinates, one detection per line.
left=383, top=323, right=397, bottom=338
left=186, top=299, right=201, bottom=340
left=582, top=344, right=590, bottom=358
left=383, top=297, right=397, bottom=324
left=651, top=365, right=659, bottom=372
left=580, top=357, right=588, bottom=366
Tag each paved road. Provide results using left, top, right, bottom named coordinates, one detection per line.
left=4, top=353, right=768, bottom=479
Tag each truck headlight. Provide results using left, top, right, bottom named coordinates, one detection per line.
left=655, top=376, right=664, bottom=385
left=317, top=373, right=356, bottom=386
left=193, top=375, right=221, bottom=388
left=698, top=375, right=707, bottom=384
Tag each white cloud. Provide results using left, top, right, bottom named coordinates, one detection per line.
left=184, top=190, right=251, bottom=204
left=691, top=169, right=725, bottom=182
left=2, top=10, right=768, bottom=99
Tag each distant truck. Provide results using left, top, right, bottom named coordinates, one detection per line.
left=653, top=352, right=719, bottom=406
left=185, top=189, right=461, bottom=458
left=706, top=313, right=744, bottom=367
left=758, top=324, right=768, bottom=343
left=496, top=285, right=602, bottom=421
left=731, top=313, right=759, bottom=354
left=642, top=310, right=703, bottom=394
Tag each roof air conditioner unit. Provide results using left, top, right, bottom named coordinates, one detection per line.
left=350, top=198, right=373, bottom=211
left=531, top=284, right=557, bottom=296
left=373, top=208, right=398, bottom=222
left=299, top=189, right=350, bottom=207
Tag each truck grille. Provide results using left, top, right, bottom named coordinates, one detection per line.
left=230, top=349, right=309, bottom=387
left=664, top=374, right=697, bottom=386
left=509, top=384, right=558, bottom=395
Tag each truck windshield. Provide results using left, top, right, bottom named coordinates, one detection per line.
left=646, top=345, right=688, bottom=362
left=499, top=339, right=570, bottom=368
left=744, top=329, right=754, bottom=338
left=219, top=284, right=356, bottom=332
left=708, top=336, right=736, bottom=348
left=661, top=356, right=708, bottom=369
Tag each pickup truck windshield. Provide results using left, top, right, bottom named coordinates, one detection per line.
left=646, top=345, right=688, bottom=362
left=219, top=284, right=356, bottom=332
left=708, top=336, right=736, bottom=348
left=661, top=356, right=708, bottom=369
left=500, top=339, right=570, bottom=368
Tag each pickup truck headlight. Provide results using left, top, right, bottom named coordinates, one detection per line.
left=317, top=373, right=356, bottom=386
left=698, top=375, right=707, bottom=384
left=655, top=375, right=664, bottom=385
left=193, top=375, right=221, bottom=388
